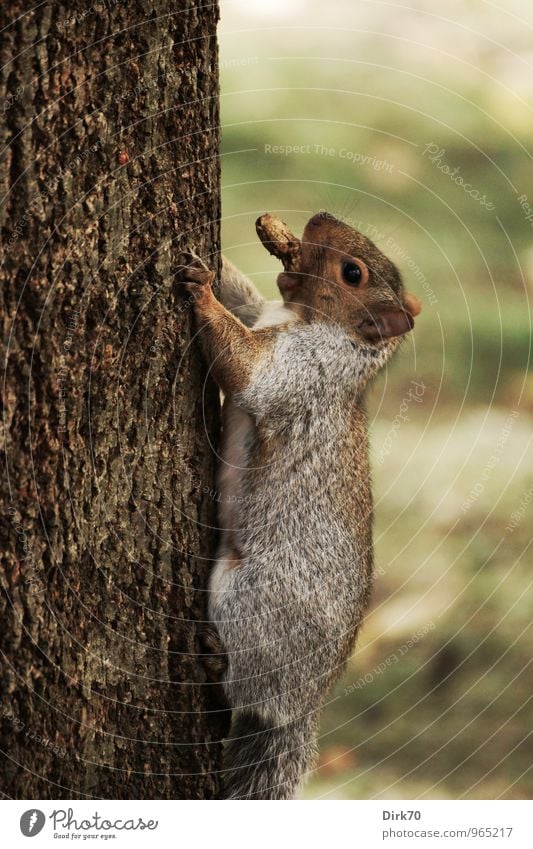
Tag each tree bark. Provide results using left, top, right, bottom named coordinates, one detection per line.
left=0, top=1, right=225, bottom=799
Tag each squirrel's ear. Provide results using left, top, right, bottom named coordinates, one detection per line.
left=358, top=308, right=414, bottom=341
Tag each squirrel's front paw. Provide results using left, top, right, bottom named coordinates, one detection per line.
left=180, top=250, right=216, bottom=290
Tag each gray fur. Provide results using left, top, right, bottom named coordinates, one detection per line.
left=210, top=264, right=398, bottom=799
left=218, top=256, right=265, bottom=327
left=182, top=219, right=415, bottom=800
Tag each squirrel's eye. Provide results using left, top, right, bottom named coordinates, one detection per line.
left=342, top=261, right=364, bottom=286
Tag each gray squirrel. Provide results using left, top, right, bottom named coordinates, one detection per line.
left=181, top=211, right=422, bottom=799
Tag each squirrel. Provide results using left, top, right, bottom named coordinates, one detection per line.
left=180, top=211, right=422, bottom=800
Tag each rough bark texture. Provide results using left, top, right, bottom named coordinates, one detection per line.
left=0, top=1, right=225, bottom=799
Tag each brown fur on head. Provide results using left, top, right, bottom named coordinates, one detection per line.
left=256, top=211, right=422, bottom=345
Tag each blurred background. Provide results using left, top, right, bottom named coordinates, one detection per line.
left=218, top=0, right=532, bottom=799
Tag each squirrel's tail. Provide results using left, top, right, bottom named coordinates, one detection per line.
left=220, top=710, right=318, bottom=800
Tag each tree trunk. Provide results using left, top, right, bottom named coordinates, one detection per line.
left=0, top=1, right=225, bottom=799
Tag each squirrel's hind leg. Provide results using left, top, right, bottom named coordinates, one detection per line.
left=220, top=710, right=319, bottom=800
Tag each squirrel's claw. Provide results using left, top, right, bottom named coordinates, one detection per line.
left=179, top=250, right=215, bottom=288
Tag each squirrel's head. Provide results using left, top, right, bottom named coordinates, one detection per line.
left=256, top=211, right=422, bottom=348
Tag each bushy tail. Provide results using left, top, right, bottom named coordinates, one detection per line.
left=220, top=711, right=318, bottom=800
